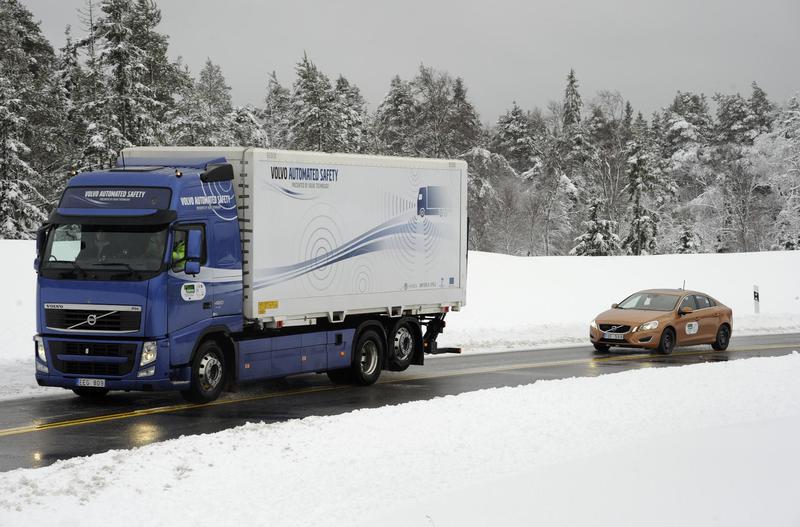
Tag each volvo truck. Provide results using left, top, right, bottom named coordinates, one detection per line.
left=33, top=147, right=467, bottom=402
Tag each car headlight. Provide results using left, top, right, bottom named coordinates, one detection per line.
left=590, top=319, right=598, bottom=330
left=635, top=320, right=659, bottom=332
left=34, top=336, right=47, bottom=363
left=140, top=341, right=158, bottom=367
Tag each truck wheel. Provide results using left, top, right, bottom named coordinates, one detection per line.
left=711, top=324, right=731, bottom=351
left=656, top=328, right=676, bottom=355
left=388, top=319, right=418, bottom=371
left=72, top=387, right=109, bottom=399
left=181, top=340, right=226, bottom=403
left=352, top=328, right=383, bottom=385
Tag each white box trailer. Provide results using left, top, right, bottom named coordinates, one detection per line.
left=123, top=147, right=468, bottom=327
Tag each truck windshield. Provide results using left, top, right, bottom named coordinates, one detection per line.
left=41, top=224, right=168, bottom=280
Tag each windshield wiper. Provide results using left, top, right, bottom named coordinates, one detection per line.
left=94, top=262, right=138, bottom=275
left=48, top=258, right=86, bottom=277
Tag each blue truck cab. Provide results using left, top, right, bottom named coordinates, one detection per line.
left=33, top=154, right=455, bottom=402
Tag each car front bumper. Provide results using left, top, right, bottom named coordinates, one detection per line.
left=590, top=326, right=661, bottom=349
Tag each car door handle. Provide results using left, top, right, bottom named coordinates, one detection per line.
left=202, top=302, right=212, bottom=310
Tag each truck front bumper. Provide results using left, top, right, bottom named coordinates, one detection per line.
left=34, top=335, right=191, bottom=392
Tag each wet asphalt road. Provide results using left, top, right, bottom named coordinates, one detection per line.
left=0, top=332, right=798, bottom=472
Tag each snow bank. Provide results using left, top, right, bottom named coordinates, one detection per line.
left=440, top=250, right=800, bottom=352
left=1, top=240, right=798, bottom=400
left=1, top=354, right=799, bottom=526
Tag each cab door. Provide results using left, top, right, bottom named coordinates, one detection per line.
left=693, top=294, right=720, bottom=343
left=167, top=223, right=210, bottom=334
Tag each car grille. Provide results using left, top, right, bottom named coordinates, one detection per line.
left=49, top=341, right=137, bottom=377
left=45, top=308, right=141, bottom=332
left=598, top=324, right=630, bottom=333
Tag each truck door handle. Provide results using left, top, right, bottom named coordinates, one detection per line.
left=202, top=302, right=212, bottom=310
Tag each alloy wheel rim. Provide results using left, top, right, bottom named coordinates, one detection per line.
left=394, top=327, right=413, bottom=361
left=360, top=340, right=378, bottom=375
left=199, top=353, right=222, bottom=391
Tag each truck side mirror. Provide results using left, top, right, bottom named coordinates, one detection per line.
left=184, top=229, right=202, bottom=275
left=34, top=225, right=48, bottom=270
left=611, top=303, right=619, bottom=309
left=678, top=306, right=694, bottom=316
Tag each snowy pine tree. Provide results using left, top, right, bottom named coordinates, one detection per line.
left=562, top=69, right=582, bottom=129
left=167, top=59, right=234, bottom=146
left=374, top=75, right=417, bottom=156
left=445, top=77, right=481, bottom=156
left=0, top=74, right=47, bottom=238
left=675, top=220, right=700, bottom=253
left=229, top=105, right=267, bottom=147
left=262, top=71, right=291, bottom=148
left=622, top=140, right=659, bottom=255
left=290, top=53, right=337, bottom=152
left=332, top=75, right=367, bottom=153
left=570, top=198, right=621, bottom=256
left=491, top=102, right=535, bottom=173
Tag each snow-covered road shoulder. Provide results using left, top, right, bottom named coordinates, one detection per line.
left=2, top=354, right=799, bottom=526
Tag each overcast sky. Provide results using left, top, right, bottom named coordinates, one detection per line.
left=22, top=0, right=800, bottom=122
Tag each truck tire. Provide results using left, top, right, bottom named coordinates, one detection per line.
left=656, top=328, right=676, bottom=355
left=351, top=328, right=383, bottom=385
left=72, top=387, right=109, bottom=399
left=181, top=340, right=226, bottom=403
left=388, top=318, right=419, bottom=371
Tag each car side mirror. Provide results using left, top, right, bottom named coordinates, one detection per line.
left=611, top=303, right=619, bottom=309
left=678, top=306, right=694, bottom=316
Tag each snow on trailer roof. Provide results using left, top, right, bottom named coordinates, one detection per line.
left=114, top=156, right=228, bottom=170
left=121, top=146, right=467, bottom=170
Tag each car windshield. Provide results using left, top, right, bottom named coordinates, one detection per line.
left=618, top=292, right=679, bottom=311
left=41, top=223, right=168, bottom=277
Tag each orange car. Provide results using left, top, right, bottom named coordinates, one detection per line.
left=589, top=289, right=733, bottom=355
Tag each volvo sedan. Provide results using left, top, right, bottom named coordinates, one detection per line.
left=589, top=289, right=733, bottom=355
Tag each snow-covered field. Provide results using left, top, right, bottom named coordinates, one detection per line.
left=1, top=240, right=799, bottom=401
left=1, top=354, right=799, bottom=526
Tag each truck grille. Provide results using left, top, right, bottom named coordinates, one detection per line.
left=45, top=306, right=141, bottom=332
left=599, top=324, right=630, bottom=333
left=49, top=341, right=137, bottom=377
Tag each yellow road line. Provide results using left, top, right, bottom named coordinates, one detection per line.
left=0, top=342, right=796, bottom=438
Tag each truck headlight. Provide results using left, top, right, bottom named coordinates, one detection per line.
left=140, top=341, right=158, bottom=367
left=635, top=320, right=659, bottom=332
left=34, top=336, right=47, bottom=363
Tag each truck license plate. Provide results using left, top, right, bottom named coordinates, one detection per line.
left=77, top=378, right=106, bottom=388
left=603, top=332, right=625, bottom=340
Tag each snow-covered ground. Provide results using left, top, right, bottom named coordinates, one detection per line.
left=1, top=354, right=799, bottom=526
left=1, top=240, right=799, bottom=401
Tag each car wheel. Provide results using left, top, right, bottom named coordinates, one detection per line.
left=711, top=324, right=731, bottom=351
left=657, top=328, right=676, bottom=355
left=593, top=343, right=610, bottom=353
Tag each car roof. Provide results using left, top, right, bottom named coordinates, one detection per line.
left=637, top=288, right=706, bottom=296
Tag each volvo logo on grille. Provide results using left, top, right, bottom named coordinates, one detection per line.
left=86, top=314, right=97, bottom=326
